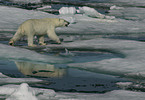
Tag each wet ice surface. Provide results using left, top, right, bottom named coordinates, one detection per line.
left=1, top=0, right=145, bottom=99
left=0, top=49, right=123, bottom=92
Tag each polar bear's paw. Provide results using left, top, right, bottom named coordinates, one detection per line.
left=28, top=44, right=37, bottom=47
left=56, top=41, right=61, bottom=44
left=39, top=42, right=47, bottom=46
left=9, top=40, right=14, bottom=46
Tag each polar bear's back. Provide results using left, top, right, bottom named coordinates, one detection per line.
left=19, top=18, right=59, bottom=35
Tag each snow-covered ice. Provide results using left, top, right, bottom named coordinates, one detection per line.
left=0, top=43, right=72, bottom=64
left=78, top=6, right=105, bottom=18
left=0, top=6, right=57, bottom=30
left=59, top=7, right=76, bottom=15
left=0, top=72, right=42, bottom=84
left=116, top=82, right=133, bottom=89
left=0, top=83, right=145, bottom=100
left=6, top=83, right=37, bottom=100
left=65, top=38, right=145, bottom=77
left=9, top=0, right=42, bottom=4
left=109, top=6, right=145, bottom=21
left=110, top=5, right=124, bottom=10
left=37, top=5, right=52, bottom=10
left=110, top=0, right=145, bottom=7
left=2, top=5, right=145, bottom=35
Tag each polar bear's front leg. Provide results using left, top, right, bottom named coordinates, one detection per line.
left=27, top=35, right=36, bottom=47
left=47, top=30, right=61, bottom=44
left=39, top=36, right=46, bottom=45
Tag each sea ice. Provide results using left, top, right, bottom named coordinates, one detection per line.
left=110, top=5, right=124, bottom=10
left=1, top=2, right=145, bottom=100
left=0, top=83, right=56, bottom=100
left=1, top=5, right=145, bottom=35
left=0, top=83, right=145, bottom=100
left=59, top=7, right=76, bottom=15
left=116, top=82, right=133, bottom=88
left=57, top=38, right=145, bottom=78
left=0, top=43, right=72, bottom=64
left=0, top=72, right=9, bottom=78
left=6, top=83, right=37, bottom=100
left=109, top=7, right=145, bottom=21
left=110, top=0, right=145, bottom=7
left=9, top=0, right=42, bottom=4
left=0, top=6, right=57, bottom=30
left=37, top=5, right=52, bottom=10
left=78, top=6, right=105, bottom=19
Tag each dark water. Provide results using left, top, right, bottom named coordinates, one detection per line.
left=0, top=46, right=126, bottom=93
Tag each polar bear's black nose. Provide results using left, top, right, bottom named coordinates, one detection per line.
left=65, top=22, right=70, bottom=27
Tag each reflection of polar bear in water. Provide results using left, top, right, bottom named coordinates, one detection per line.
left=9, top=18, right=70, bottom=47
left=15, top=61, right=66, bottom=78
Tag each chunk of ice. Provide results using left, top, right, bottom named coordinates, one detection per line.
left=37, top=5, right=52, bottom=10
left=110, top=5, right=124, bottom=10
left=59, top=7, right=76, bottom=15
left=6, top=83, right=37, bottom=100
left=78, top=6, right=105, bottom=18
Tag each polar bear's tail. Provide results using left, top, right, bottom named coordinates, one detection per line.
left=9, top=26, right=24, bottom=46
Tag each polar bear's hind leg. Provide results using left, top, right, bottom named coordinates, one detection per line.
left=9, top=30, right=23, bottom=46
left=39, top=36, right=46, bottom=45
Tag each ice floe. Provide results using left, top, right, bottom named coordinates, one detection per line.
left=6, top=83, right=37, bottom=100
left=37, top=5, right=52, bottom=10
left=59, top=7, right=76, bottom=15
left=59, top=6, right=115, bottom=20
left=54, top=38, right=145, bottom=78
left=9, top=0, right=42, bottom=4
left=0, top=72, right=42, bottom=84
left=109, top=7, right=145, bottom=21
left=1, top=5, right=145, bottom=36
left=116, top=82, right=133, bottom=89
left=110, top=0, right=145, bottom=7
left=1, top=83, right=145, bottom=100
left=78, top=6, right=107, bottom=19
left=0, top=83, right=56, bottom=100
left=0, top=43, right=72, bottom=64
left=110, top=5, right=124, bottom=10
left=0, top=6, right=57, bottom=30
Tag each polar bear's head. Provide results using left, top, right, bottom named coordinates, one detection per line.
left=57, top=19, right=70, bottom=27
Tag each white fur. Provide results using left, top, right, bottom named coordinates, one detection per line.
left=9, top=18, right=69, bottom=47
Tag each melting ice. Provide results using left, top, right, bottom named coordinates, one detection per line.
left=1, top=0, right=145, bottom=99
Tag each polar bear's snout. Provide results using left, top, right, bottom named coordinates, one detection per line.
left=64, top=21, right=70, bottom=27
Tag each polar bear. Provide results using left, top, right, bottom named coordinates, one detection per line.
left=9, top=18, right=70, bottom=47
